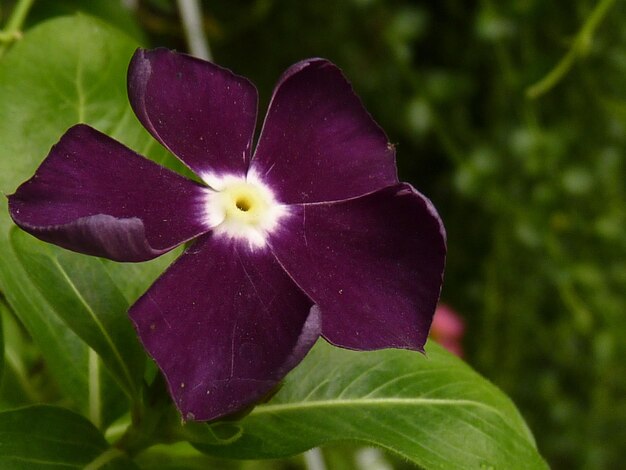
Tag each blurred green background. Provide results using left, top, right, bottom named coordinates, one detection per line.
left=2, top=0, right=625, bottom=468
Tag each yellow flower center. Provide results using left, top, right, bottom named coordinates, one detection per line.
left=235, top=196, right=251, bottom=212
left=203, top=176, right=285, bottom=248
left=220, top=181, right=271, bottom=223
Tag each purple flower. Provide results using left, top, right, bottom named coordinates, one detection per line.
left=8, top=49, right=446, bottom=421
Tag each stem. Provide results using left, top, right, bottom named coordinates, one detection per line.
left=113, top=375, right=177, bottom=458
left=0, top=0, right=35, bottom=58
left=84, top=448, right=127, bottom=470
left=176, top=0, right=212, bottom=61
left=526, top=0, right=616, bottom=99
left=88, top=349, right=102, bottom=429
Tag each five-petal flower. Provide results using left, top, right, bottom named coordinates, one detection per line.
left=8, top=48, right=446, bottom=421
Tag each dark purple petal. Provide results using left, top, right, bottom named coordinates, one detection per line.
left=250, top=59, right=398, bottom=204
left=128, top=48, right=258, bottom=180
left=129, top=235, right=320, bottom=421
left=8, top=124, right=210, bottom=262
left=270, top=183, right=446, bottom=351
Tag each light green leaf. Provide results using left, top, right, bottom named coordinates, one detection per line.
left=11, top=229, right=145, bottom=399
left=0, top=300, right=4, bottom=383
left=0, top=15, right=182, bottom=423
left=0, top=405, right=138, bottom=469
left=0, top=15, right=144, bottom=425
left=0, top=242, right=128, bottom=428
left=0, top=303, right=38, bottom=410
left=195, top=340, right=548, bottom=470
left=0, top=225, right=114, bottom=419
left=100, top=251, right=180, bottom=305
left=0, top=12, right=187, bottom=299
left=28, top=0, right=146, bottom=43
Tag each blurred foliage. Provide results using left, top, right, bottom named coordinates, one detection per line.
left=2, top=0, right=625, bottom=468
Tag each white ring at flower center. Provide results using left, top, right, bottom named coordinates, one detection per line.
left=203, top=174, right=285, bottom=248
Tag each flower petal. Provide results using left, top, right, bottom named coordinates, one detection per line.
left=128, top=48, right=258, bottom=181
left=129, top=235, right=320, bottom=421
left=270, top=183, right=446, bottom=351
left=8, top=124, right=210, bottom=262
left=250, top=59, right=398, bottom=204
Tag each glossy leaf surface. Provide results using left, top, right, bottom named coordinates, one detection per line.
left=195, top=341, right=548, bottom=470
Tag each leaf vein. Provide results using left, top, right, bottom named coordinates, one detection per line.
left=51, top=258, right=136, bottom=397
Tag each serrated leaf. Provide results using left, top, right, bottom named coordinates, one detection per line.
left=0, top=405, right=138, bottom=469
left=11, top=228, right=145, bottom=399
left=195, top=340, right=548, bottom=470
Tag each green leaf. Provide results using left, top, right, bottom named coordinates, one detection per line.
left=0, top=15, right=182, bottom=423
left=0, top=239, right=128, bottom=428
left=0, top=303, right=39, bottom=410
left=11, top=228, right=145, bottom=399
left=0, top=405, right=138, bottom=469
left=0, top=14, right=145, bottom=414
left=28, top=0, right=146, bottom=44
left=135, top=443, right=255, bottom=470
left=0, top=12, right=188, bottom=297
left=100, top=251, right=180, bottom=305
left=180, top=421, right=244, bottom=446
left=0, top=299, right=4, bottom=383
left=195, top=340, right=548, bottom=470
